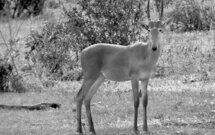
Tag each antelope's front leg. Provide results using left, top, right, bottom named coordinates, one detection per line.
left=140, top=79, right=149, bottom=132
left=131, top=78, right=140, bottom=135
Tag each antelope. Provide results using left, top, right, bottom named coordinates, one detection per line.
left=74, top=0, right=164, bottom=134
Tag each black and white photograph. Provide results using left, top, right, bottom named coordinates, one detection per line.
left=0, top=0, right=214, bottom=134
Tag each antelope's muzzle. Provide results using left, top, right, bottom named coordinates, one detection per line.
left=152, top=46, right=157, bottom=51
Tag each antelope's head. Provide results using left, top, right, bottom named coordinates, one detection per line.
left=147, top=0, right=164, bottom=51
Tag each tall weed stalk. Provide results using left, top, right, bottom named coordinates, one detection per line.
left=0, top=12, right=26, bottom=92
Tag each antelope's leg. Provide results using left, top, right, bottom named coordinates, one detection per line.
left=75, top=79, right=96, bottom=134
left=140, top=79, right=149, bottom=131
left=131, top=78, right=140, bottom=134
left=84, top=75, right=105, bottom=135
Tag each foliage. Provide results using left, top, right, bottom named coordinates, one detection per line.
left=25, top=0, right=149, bottom=80
left=13, top=0, right=46, bottom=18
left=154, top=0, right=174, bottom=12
left=25, top=0, right=215, bottom=81
left=64, top=0, right=148, bottom=47
left=46, top=0, right=60, bottom=9
left=0, top=0, right=8, bottom=20
left=0, top=58, right=26, bottom=93
left=0, top=0, right=46, bottom=19
left=167, top=0, right=215, bottom=31
left=0, top=60, right=12, bottom=92
left=0, top=18, right=27, bottom=92
left=25, top=22, right=77, bottom=80
left=155, top=31, right=215, bottom=83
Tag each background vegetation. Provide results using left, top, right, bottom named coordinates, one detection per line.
left=0, top=0, right=215, bottom=135
left=25, top=0, right=215, bottom=82
left=0, top=0, right=215, bottom=91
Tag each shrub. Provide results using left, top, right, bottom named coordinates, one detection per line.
left=0, top=0, right=8, bottom=20
left=12, top=0, right=46, bottom=18
left=167, top=0, right=215, bottom=32
left=0, top=0, right=5, bottom=11
left=26, top=22, right=76, bottom=80
left=0, top=59, right=26, bottom=92
left=0, top=19, right=28, bottom=92
left=25, top=0, right=150, bottom=80
left=0, top=61, right=12, bottom=92
left=64, top=0, right=148, bottom=47
left=0, top=0, right=46, bottom=19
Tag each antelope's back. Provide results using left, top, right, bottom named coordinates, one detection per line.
left=80, top=44, right=129, bottom=79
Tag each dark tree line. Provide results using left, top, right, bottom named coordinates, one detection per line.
left=0, top=0, right=45, bottom=18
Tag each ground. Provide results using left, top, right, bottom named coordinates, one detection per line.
left=0, top=79, right=214, bottom=135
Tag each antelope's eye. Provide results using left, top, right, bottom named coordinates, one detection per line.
left=159, top=29, right=163, bottom=32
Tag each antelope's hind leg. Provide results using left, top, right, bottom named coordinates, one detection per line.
left=75, top=79, right=97, bottom=135
left=84, top=74, right=105, bottom=135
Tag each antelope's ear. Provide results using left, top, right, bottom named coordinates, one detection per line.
left=159, top=20, right=168, bottom=30
left=160, top=24, right=166, bottom=33
left=141, top=23, right=149, bottom=31
left=160, top=23, right=165, bottom=29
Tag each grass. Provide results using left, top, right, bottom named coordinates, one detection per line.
left=0, top=80, right=214, bottom=135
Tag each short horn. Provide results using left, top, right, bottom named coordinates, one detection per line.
left=160, top=0, right=164, bottom=21
left=147, top=0, right=151, bottom=21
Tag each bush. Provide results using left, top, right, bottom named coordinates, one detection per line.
left=0, top=0, right=46, bottom=19
left=26, top=22, right=76, bottom=80
left=0, top=60, right=26, bottom=93
left=25, top=0, right=150, bottom=80
left=64, top=0, right=148, bottom=47
left=12, top=0, right=46, bottom=18
left=167, top=0, right=215, bottom=32
left=0, top=0, right=5, bottom=11
left=0, top=0, right=8, bottom=19
left=0, top=61, right=12, bottom=92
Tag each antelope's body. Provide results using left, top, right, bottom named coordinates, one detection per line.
left=74, top=0, right=164, bottom=134
left=81, top=42, right=160, bottom=82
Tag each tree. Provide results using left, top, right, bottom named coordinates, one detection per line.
left=26, top=0, right=149, bottom=80
left=64, top=0, right=148, bottom=48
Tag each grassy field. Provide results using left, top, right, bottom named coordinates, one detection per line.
left=0, top=1, right=215, bottom=135
left=0, top=80, right=214, bottom=135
